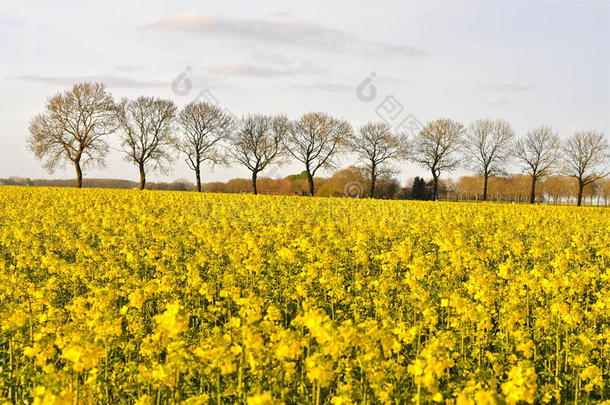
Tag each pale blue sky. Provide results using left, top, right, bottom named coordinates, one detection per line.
left=1, top=0, right=608, bottom=184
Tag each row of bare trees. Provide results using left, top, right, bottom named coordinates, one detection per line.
left=26, top=83, right=399, bottom=195
left=27, top=83, right=609, bottom=205
left=455, top=174, right=610, bottom=205
left=398, top=118, right=608, bottom=206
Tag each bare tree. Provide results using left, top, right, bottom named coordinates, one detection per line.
left=116, top=96, right=177, bottom=190
left=561, top=130, right=609, bottom=206
left=227, top=114, right=289, bottom=194
left=351, top=122, right=410, bottom=197
left=27, top=82, right=117, bottom=188
left=177, top=102, right=234, bottom=192
left=513, top=125, right=561, bottom=204
left=412, top=118, right=465, bottom=200
left=464, top=119, right=515, bottom=201
left=284, top=112, right=353, bottom=196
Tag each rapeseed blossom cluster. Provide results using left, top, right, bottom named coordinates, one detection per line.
left=0, top=187, right=608, bottom=403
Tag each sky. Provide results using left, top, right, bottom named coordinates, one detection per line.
left=1, top=0, right=609, bottom=185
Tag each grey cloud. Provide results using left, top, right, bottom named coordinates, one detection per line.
left=269, top=11, right=292, bottom=17
left=206, top=61, right=326, bottom=78
left=147, top=11, right=427, bottom=57
left=366, top=43, right=428, bottom=58
left=249, top=49, right=293, bottom=65
left=18, top=74, right=167, bottom=88
left=293, top=61, right=327, bottom=75
left=148, top=11, right=340, bottom=43
left=206, top=64, right=291, bottom=78
left=376, top=75, right=404, bottom=84
left=481, top=82, right=533, bottom=91
left=114, top=64, right=142, bottom=73
left=487, top=96, right=510, bottom=105
left=293, top=82, right=352, bottom=92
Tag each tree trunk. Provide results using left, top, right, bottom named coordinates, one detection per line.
left=195, top=166, right=202, bottom=193
left=529, top=175, right=536, bottom=204
left=74, top=160, right=83, bottom=188
left=369, top=169, right=376, bottom=198
left=252, top=171, right=258, bottom=195
left=139, top=162, right=146, bottom=190
left=577, top=180, right=584, bottom=206
left=432, top=173, right=439, bottom=201
left=306, top=171, right=315, bottom=196
left=482, top=173, right=489, bottom=201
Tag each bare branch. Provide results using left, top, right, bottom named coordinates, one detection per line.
left=513, top=125, right=561, bottom=180
left=116, top=96, right=177, bottom=189
left=350, top=121, right=410, bottom=197
left=463, top=119, right=515, bottom=200
left=27, top=82, right=117, bottom=187
left=513, top=125, right=561, bottom=203
left=177, top=102, right=234, bottom=192
left=284, top=112, right=353, bottom=195
left=227, top=114, right=289, bottom=194
left=561, top=130, right=609, bottom=205
left=411, top=118, right=465, bottom=200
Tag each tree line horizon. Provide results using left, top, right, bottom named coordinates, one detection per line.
left=27, top=82, right=610, bottom=206
left=5, top=171, right=610, bottom=206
